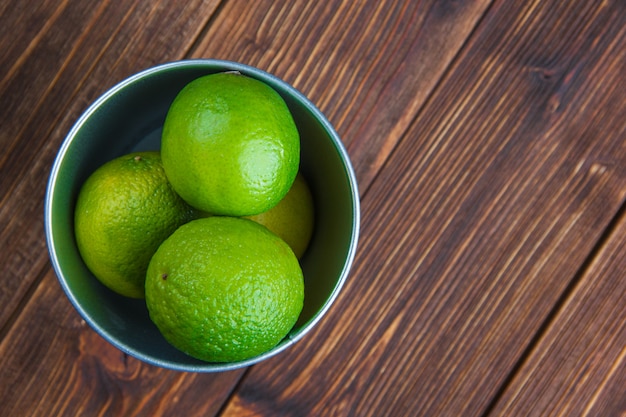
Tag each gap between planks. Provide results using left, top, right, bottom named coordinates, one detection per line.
left=480, top=199, right=626, bottom=417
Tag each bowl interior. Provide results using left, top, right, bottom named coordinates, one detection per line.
left=45, top=60, right=359, bottom=371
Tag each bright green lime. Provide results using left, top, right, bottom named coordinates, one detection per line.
left=161, top=72, right=300, bottom=216
left=145, top=216, right=304, bottom=362
left=74, top=151, right=197, bottom=298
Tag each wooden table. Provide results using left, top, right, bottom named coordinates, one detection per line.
left=1, top=1, right=624, bottom=415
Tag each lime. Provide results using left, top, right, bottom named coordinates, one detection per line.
left=246, top=172, right=314, bottom=259
left=74, top=151, right=197, bottom=298
left=145, top=216, right=304, bottom=363
left=161, top=72, right=300, bottom=216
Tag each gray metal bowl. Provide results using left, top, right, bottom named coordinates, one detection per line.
left=44, top=59, right=360, bottom=372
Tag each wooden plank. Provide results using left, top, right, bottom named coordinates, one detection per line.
left=219, top=0, right=626, bottom=415
left=0, top=0, right=495, bottom=414
left=190, top=0, right=493, bottom=189
left=0, top=0, right=253, bottom=415
left=487, top=210, right=626, bottom=416
left=0, top=269, right=243, bottom=416
left=0, top=0, right=491, bottom=340
left=0, top=0, right=222, bottom=330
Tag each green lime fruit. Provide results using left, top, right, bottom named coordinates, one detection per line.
left=74, top=151, right=197, bottom=298
left=161, top=72, right=300, bottom=216
left=246, top=172, right=314, bottom=259
left=145, top=216, right=304, bottom=363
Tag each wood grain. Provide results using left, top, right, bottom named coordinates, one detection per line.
left=190, top=0, right=493, bottom=189
left=220, top=0, right=626, bottom=415
left=0, top=1, right=252, bottom=414
left=0, top=0, right=624, bottom=415
left=0, top=1, right=494, bottom=414
left=488, top=209, right=626, bottom=416
left=0, top=0, right=222, bottom=331
left=0, top=270, right=244, bottom=416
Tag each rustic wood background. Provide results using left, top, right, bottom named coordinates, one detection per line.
left=1, top=0, right=624, bottom=415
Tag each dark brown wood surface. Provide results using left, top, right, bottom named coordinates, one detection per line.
left=1, top=0, right=624, bottom=416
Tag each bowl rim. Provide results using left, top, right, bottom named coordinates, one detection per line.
left=44, top=59, right=360, bottom=372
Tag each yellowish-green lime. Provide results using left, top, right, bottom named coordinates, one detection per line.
left=145, top=216, right=304, bottom=363
left=74, top=151, right=197, bottom=299
left=161, top=71, right=300, bottom=216
left=246, top=172, right=314, bottom=259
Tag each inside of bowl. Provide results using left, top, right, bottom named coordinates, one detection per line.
left=46, top=61, right=359, bottom=371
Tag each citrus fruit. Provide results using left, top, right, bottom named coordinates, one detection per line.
left=246, top=172, right=314, bottom=259
left=161, top=71, right=300, bottom=216
left=74, top=151, right=197, bottom=299
left=145, top=216, right=304, bottom=363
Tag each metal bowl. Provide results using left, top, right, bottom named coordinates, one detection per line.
left=45, top=59, right=360, bottom=372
